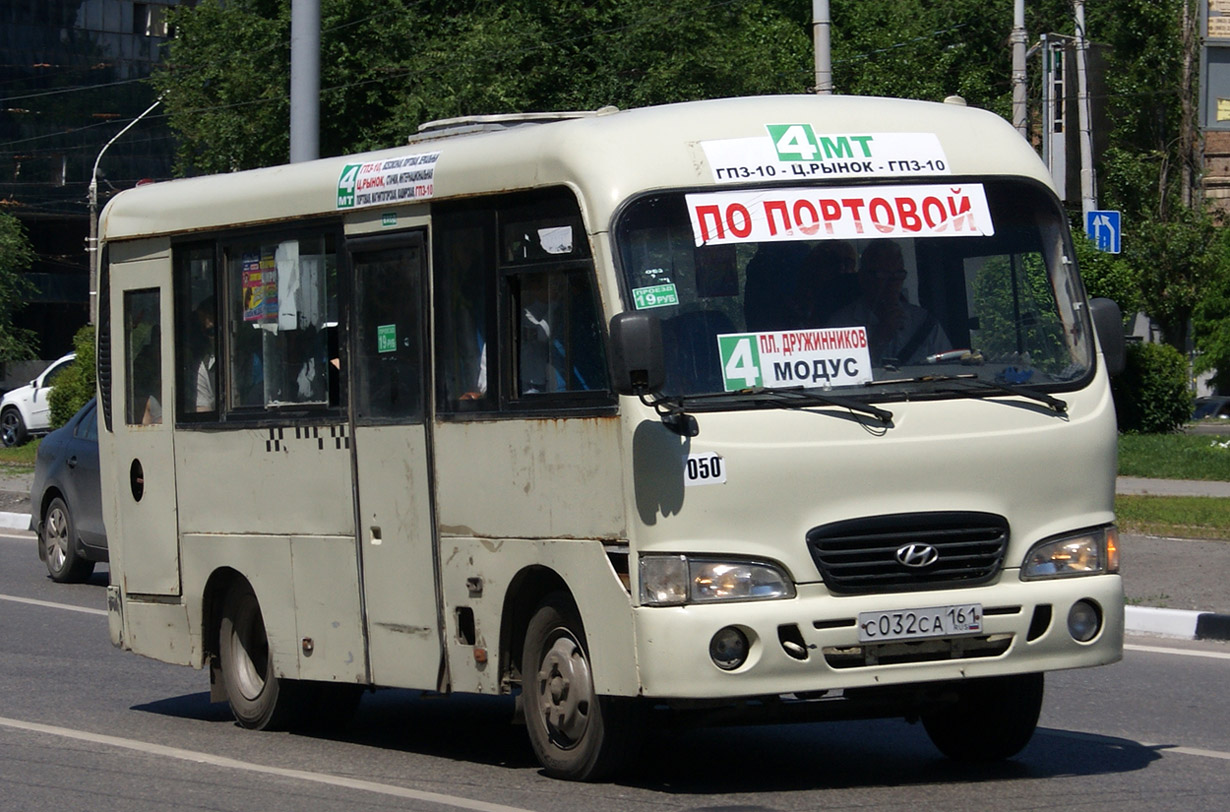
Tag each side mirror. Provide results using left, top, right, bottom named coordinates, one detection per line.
left=609, top=311, right=665, bottom=396
left=1089, top=297, right=1126, bottom=378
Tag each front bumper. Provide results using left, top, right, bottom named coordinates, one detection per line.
left=633, top=573, right=1123, bottom=698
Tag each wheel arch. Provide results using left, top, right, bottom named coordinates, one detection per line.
left=499, top=565, right=574, bottom=688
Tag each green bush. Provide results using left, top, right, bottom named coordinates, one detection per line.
left=47, top=324, right=95, bottom=429
left=1111, top=341, right=1193, bottom=434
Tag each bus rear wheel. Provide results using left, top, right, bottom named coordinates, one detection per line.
left=921, top=672, right=1044, bottom=762
left=218, top=582, right=304, bottom=730
left=522, top=594, right=642, bottom=781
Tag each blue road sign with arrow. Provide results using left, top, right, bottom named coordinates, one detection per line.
left=1085, top=209, right=1121, bottom=254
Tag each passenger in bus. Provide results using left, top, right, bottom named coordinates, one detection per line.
left=191, top=297, right=217, bottom=411
left=795, top=240, right=859, bottom=328
left=743, top=242, right=810, bottom=332
left=827, top=240, right=950, bottom=365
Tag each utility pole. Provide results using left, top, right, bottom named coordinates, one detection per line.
left=88, top=93, right=164, bottom=324
left=1074, top=0, right=1098, bottom=219
left=813, top=0, right=832, bottom=94
left=1011, top=0, right=1027, bottom=136
left=290, top=0, right=320, bottom=163
left=1180, top=0, right=1196, bottom=209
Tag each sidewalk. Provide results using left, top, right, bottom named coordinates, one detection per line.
left=2, top=473, right=1226, bottom=640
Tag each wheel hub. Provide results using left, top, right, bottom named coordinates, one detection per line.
left=535, top=633, right=593, bottom=747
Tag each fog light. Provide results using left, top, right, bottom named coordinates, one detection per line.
left=709, top=626, right=750, bottom=670
left=1067, top=599, right=1102, bottom=642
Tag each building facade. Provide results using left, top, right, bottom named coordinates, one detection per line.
left=1, top=0, right=184, bottom=377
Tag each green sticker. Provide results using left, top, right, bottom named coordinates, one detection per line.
left=632, top=283, right=679, bottom=310
left=717, top=334, right=763, bottom=390
left=382, top=212, right=398, bottom=227
left=377, top=323, right=397, bottom=353
left=337, top=163, right=361, bottom=208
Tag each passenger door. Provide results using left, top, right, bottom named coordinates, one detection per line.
left=348, top=232, right=443, bottom=690
left=105, top=252, right=179, bottom=595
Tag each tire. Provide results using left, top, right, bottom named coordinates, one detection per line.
left=218, top=582, right=305, bottom=730
left=1, top=408, right=26, bottom=447
left=921, top=672, right=1044, bottom=762
left=42, top=497, right=95, bottom=583
left=522, top=593, right=643, bottom=781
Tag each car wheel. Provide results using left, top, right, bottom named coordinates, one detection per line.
left=42, top=496, right=95, bottom=583
left=921, top=672, right=1044, bottom=762
left=522, top=593, right=643, bottom=781
left=1, top=408, right=26, bottom=447
left=218, top=581, right=306, bottom=730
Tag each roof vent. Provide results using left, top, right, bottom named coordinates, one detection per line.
left=943, top=95, right=967, bottom=106
left=408, top=108, right=619, bottom=144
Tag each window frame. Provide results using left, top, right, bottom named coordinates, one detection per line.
left=433, top=187, right=616, bottom=420
left=170, top=219, right=348, bottom=429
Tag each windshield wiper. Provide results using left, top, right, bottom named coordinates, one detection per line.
left=745, top=386, right=894, bottom=423
left=869, top=373, right=1067, bottom=414
left=642, top=386, right=893, bottom=436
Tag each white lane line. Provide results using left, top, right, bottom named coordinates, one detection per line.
left=1125, top=643, right=1230, bottom=661
left=1046, top=729, right=1230, bottom=762
left=0, top=716, right=534, bottom=812
left=1155, top=745, right=1230, bottom=761
left=0, top=593, right=107, bottom=616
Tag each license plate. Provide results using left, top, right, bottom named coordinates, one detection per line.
left=857, top=603, right=982, bottom=643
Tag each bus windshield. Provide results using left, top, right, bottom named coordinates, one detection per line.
left=614, top=179, right=1094, bottom=401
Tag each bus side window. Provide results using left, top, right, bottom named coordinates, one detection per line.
left=224, top=234, right=337, bottom=410
left=433, top=212, right=495, bottom=411
left=353, top=242, right=424, bottom=422
left=511, top=269, right=607, bottom=396
left=124, top=289, right=162, bottom=425
left=175, top=245, right=218, bottom=419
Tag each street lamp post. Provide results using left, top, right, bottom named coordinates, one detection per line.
left=87, top=93, right=165, bottom=324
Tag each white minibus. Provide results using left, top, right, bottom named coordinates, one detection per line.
left=99, top=94, right=1126, bottom=780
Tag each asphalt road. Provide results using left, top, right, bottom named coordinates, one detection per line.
left=2, top=530, right=1229, bottom=812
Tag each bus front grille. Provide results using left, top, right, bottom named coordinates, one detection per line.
left=806, top=512, right=1009, bottom=594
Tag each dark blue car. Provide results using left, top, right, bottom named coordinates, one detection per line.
left=30, top=398, right=106, bottom=582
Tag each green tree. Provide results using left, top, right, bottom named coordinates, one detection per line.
left=0, top=212, right=39, bottom=363
left=47, top=325, right=96, bottom=429
left=154, top=0, right=812, bottom=174
left=1192, top=229, right=1230, bottom=393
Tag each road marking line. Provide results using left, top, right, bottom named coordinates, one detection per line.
left=0, top=716, right=534, bottom=812
left=1047, top=729, right=1230, bottom=762
left=0, top=593, right=107, bottom=616
left=1157, top=745, right=1230, bottom=761
left=1125, top=643, right=1230, bottom=661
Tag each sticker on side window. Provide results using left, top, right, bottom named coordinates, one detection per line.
left=716, top=328, right=873, bottom=391
left=684, top=452, right=726, bottom=487
left=632, top=283, right=679, bottom=310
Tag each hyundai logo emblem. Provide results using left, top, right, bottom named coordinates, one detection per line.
left=896, top=543, right=939, bottom=568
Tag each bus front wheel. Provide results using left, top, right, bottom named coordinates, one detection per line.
left=218, top=582, right=304, bottom=730
left=521, top=594, right=642, bottom=781
left=921, top=672, right=1044, bottom=761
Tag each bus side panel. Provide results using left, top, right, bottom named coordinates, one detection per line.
left=174, top=429, right=355, bottom=537
left=120, top=598, right=194, bottom=666
left=439, top=538, right=638, bottom=696
left=179, top=534, right=367, bottom=684
left=432, top=418, right=625, bottom=541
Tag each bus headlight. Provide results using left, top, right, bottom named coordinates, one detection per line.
left=639, top=555, right=796, bottom=606
left=1021, top=526, right=1119, bottom=580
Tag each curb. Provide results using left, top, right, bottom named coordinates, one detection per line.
left=1124, top=606, right=1230, bottom=642
left=0, top=511, right=29, bottom=531
left=3, top=506, right=1226, bottom=641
